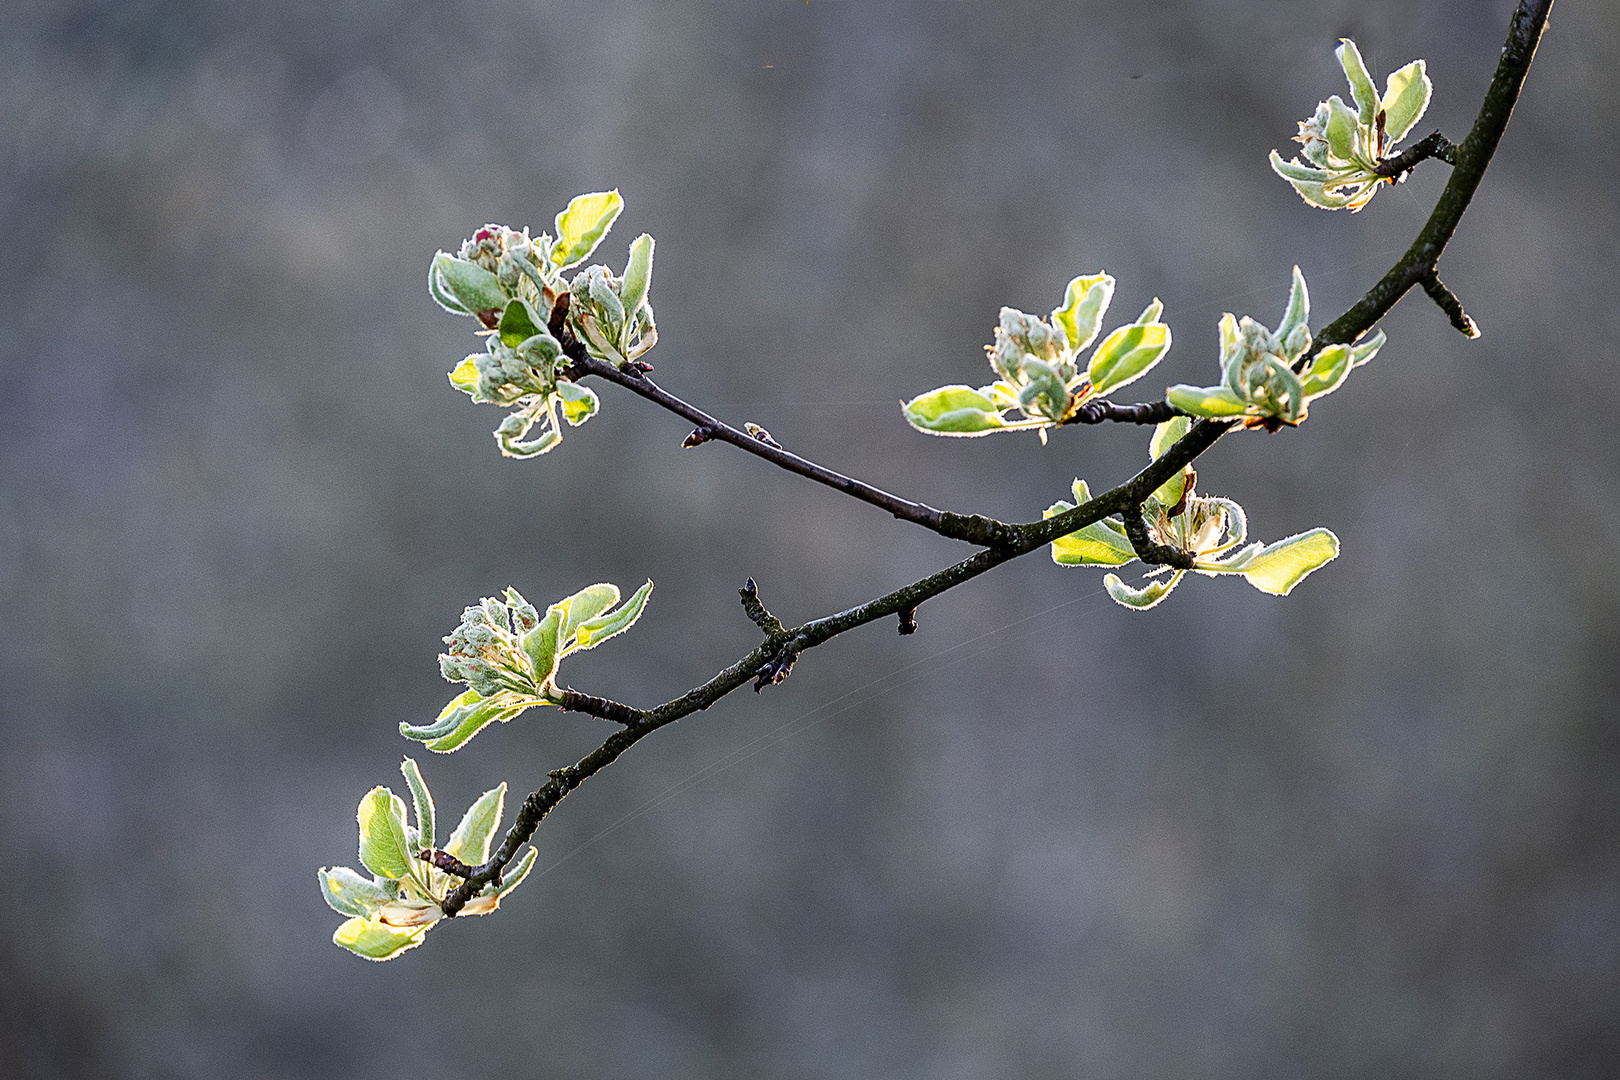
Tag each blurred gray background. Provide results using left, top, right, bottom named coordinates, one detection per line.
left=2, top=0, right=1615, bottom=1076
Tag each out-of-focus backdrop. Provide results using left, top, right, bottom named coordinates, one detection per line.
left=3, top=1, right=1615, bottom=1076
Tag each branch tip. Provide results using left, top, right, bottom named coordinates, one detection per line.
left=740, top=578, right=787, bottom=636
left=1419, top=270, right=1482, bottom=338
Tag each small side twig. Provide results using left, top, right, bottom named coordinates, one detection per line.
left=739, top=578, right=786, bottom=636
left=555, top=688, right=644, bottom=726
left=897, top=607, right=917, bottom=635
left=1374, top=130, right=1460, bottom=180
left=1120, top=503, right=1196, bottom=570
left=1418, top=269, right=1482, bottom=337
left=420, top=848, right=477, bottom=879
left=1065, top=399, right=1184, bottom=426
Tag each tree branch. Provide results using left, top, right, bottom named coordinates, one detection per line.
left=440, top=0, right=1554, bottom=918
left=1373, top=129, right=1460, bottom=180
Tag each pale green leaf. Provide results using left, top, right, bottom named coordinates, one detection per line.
left=557, top=583, right=620, bottom=646
left=1234, top=528, right=1339, bottom=595
left=1276, top=266, right=1310, bottom=345
left=1300, top=344, right=1352, bottom=401
left=572, top=579, right=653, bottom=652
left=496, top=399, right=562, bottom=458
left=423, top=697, right=531, bottom=754
left=1087, top=322, right=1170, bottom=397
left=619, top=234, right=654, bottom=322
left=1135, top=298, right=1164, bottom=325
left=1103, top=571, right=1183, bottom=610
left=356, top=787, right=413, bottom=880
left=1149, top=416, right=1191, bottom=461
left=552, top=190, right=624, bottom=271
left=1336, top=39, right=1380, bottom=124
left=1165, top=384, right=1248, bottom=418
left=446, top=783, right=507, bottom=866
left=432, top=254, right=506, bottom=315
left=448, top=356, right=480, bottom=395
left=522, top=609, right=564, bottom=686
left=1350, top=329, right=1385, bottom=367
left=428, top=253, right=472, bottom=314
left=1381, top=60, right=1431, bottom=144
left=555, top=380, right=599, bottom=426
left=901, top=385, right=1008, bottom=436
left=333, top=916, right=426, bottom=961
left=401, top=689, right=481, bottom=742
left=494, top=846, right=538, bottom=898
left=1047, top=511, right=1135, bottom=567
left=1051, top=273, right=1114, bottom=352
left=318, top=866, right=396, bottom=917
left=1324, top=95, right=1360, bottom=162
left=399, top=757, right=435, bottom=853
left=1269, top=150, right=1338, bottom=185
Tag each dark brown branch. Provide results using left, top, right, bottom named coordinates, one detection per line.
left=1065, top=399, right=1184, bottom=426
left=555, top=688, right=642, bottom=726
left=1120, top=504, right=1196, bottom=571
left=1373, top=130, right=1460, bottom=180
left=440, top=0, right=1553, bottom=918
left=420, top=849, right=477, bottom=879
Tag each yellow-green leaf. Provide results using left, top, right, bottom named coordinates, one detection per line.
left=333, top=916, right=426, bottom=961
left=1051, top=273, right=1114, bottom=352
left=1381, top=60, right=1431, bottom=145
left=446, top=784, right=507, bottom=866
left=553, top=190, right=624, bottom=270
left=356, top=787, right=413, bottom=880
left=1235, top=528, right=1339, bottom=595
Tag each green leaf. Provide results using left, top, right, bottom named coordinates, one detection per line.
left=555, top=380, right=599, bottom=426
left=1281, top=175, right=1356, bottom=210
left=400, top=690, right=534, bottom=753
left=1231, top=528, right=1339, bottom=595
left=356, top=787, right=414, bottom=880
left=1051, top=273, right=1114, bottom=352
left=1275, top=266, right=1310, bottom=346
left=495, top=846, right=538, bottom=898
left=1046, top=509, right=1135, bottom=567
left=333, top=916, right=426, bottom=961
left=1087, top=321, right=1171, bottom=397
left=572, top=579, right=653, bottom=652
left=557, top=583, right=620, bottom=646
left=619, top=234, right=654, bottom=322
left=399, top=758, right=435, bottom=854
left=424, top=696, right=531, bottom=754
left=1147, top=416, right=1193, bottom=507
left=1103, top=571, right=1183, bottom=610
left=1381, top=60, right=1431, bottom=144
left=432, top=254, right=507, bottom=315
left=516, top=333, right=562, bottom=368
left=446, top=783, right=507, bottom=866
left=1336, top=39, right=1380, bottom=124
left=1149, top=416, right=1190, bottom=461
left=1323, top=96, right=1360, bottom=162
left=1300, top=344, right=1352, bottom=401
left=552, top=190, right=624, bottom=271
left=497, top=299, right=547, bottom=349
left=522, top=609, right=564, bottom=686
left=1349, top=329, right=1386, bottom=367
left=1135, top=298, right=1164, bottom=325
left=1165, top=384, right=1247, bottom=418
left=1267, top=154, right=1337, bottom=185
left=428, top=253, right=472, bottom=314
left=448, top=356, right=480, bottom=395
left=901, top=385, right=1008, bottom=436
left=318, top=866, right=396, bottom=917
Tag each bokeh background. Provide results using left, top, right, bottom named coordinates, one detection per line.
left=3, top=0, right=1616, bottom=1076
